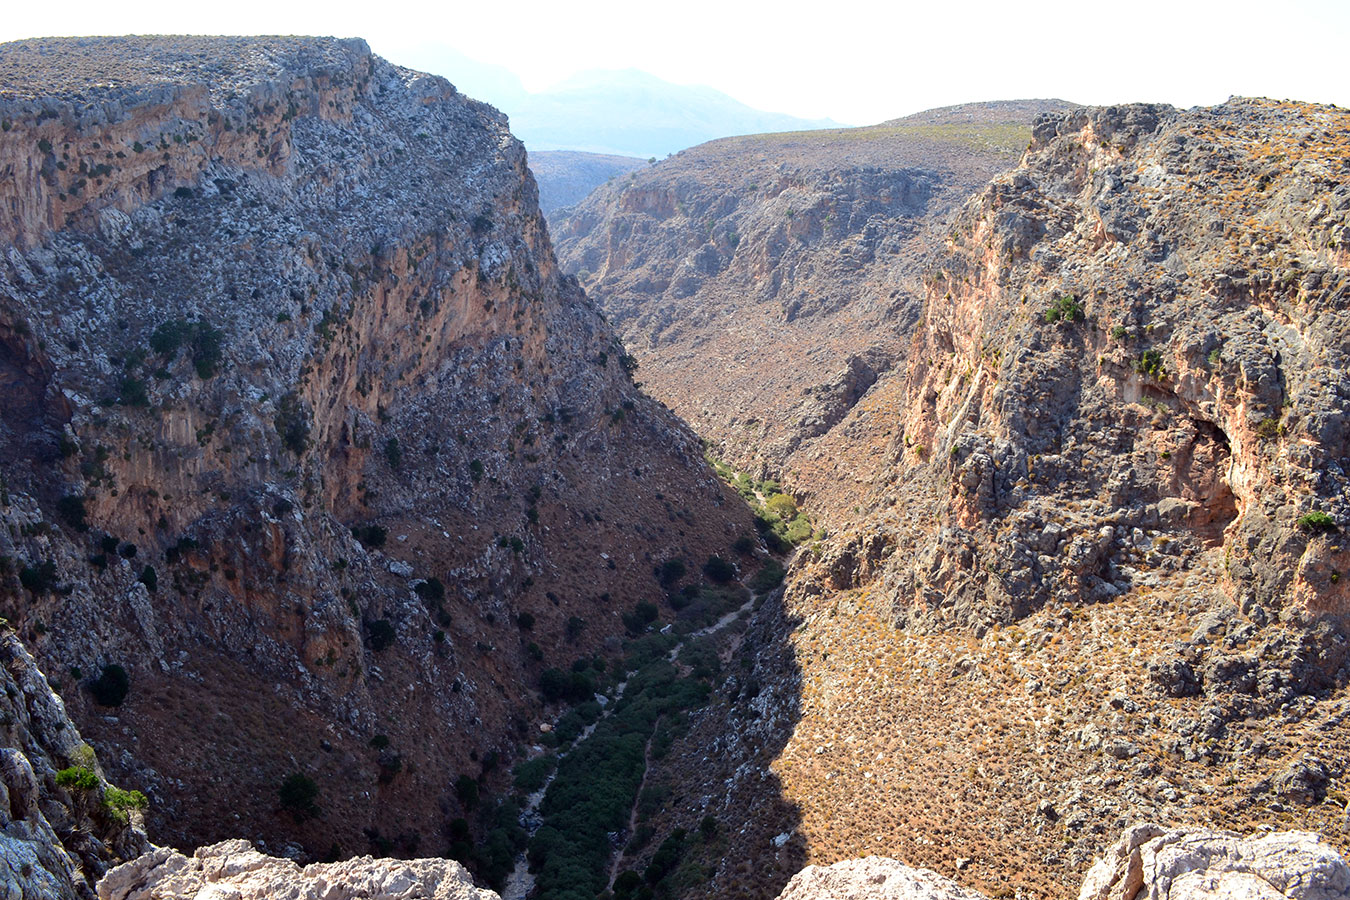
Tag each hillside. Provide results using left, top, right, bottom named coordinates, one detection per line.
left=505, top=68, right=841, bottom=158
left=0, top=34, right=753, bottom=864
left=553, top=100, right=1076, bottom=523
left=528, top=150, right=648, bottom=216
left=605, top=99, right=1350, bottom=900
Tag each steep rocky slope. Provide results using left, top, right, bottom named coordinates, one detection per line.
left=0, top=628, right=147, bottom=898
left=596, top=99, right=1350, bottom=900
left=527, top=151, right=647, bottom=217
left=0, top=35, right=751, bottom=862
left=553, top=100, right=1075, bottom=521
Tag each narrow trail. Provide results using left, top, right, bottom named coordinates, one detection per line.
left=500, top=573, right=775, bottom=900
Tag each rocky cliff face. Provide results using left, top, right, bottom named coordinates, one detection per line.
left=588, top=99, right=1350, bottom=900
left=745, top=99, right=1350, bottom=897
left=0, top=628, right=148, bottom=899
left=0, top=35, right=750, bottom=860
left=553, top=101, right=1075, bottom=521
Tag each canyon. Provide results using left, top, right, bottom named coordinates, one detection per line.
left=0, top=33, right=1347, bottom=900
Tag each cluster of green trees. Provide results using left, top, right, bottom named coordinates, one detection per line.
left=705, top=456, right=813, bottom=550
left=527, top=656, right=713, bottom=900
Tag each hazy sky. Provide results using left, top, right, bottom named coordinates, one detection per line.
left=3, top=0, right=1349, bottom=125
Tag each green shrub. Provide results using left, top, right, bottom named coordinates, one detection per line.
left=517, top=611, right=535, bottom=630
left=565, top=616, right=586, bottom=640
left=279, top=772, right=319, bottom=820
left=1043, top=295, right=1084, bottom=324
left=765, top=493, right=797, bottom=520
left=138, top=565, right=157, bottom=592
left=415, top=577, right=445, bottom=605
left=366, top=619, right=396, bottom=652
left=384, top=437, right=401, bottom=469
left=352, top=524, right=387, bottom=549
left=750, top=561, right=785, bottom=593
left=702, top=556, right=735, bottom=584
left=644, top=828, right=688, bottom=884
left=513, top=756, right=556, bottom=792
left=119, top=375, right=149, bottom=406
left=1110, top=325, right=1130, bottom=342
left=89, top=664, right=129, bottom=707
left=1135, top=349, right=1165, bottom=379
left=469, top=459, right=483, bottom=482
left=275, top=392, right=310, bottom=455
left=1256, top=417, right=1283, bottom=441
left=454, top=773, right=479, bottom=809
left=56, top=495, right=88, bottom=532
left=1297, top=511, right=1337, bottom=533
left=55, top=766, right=99, bottom=791
left=149, top=319, right=223, bottom=378
left=623, top=602, right=659, bottom=634
left=657, top=558, right=686, bottom=586
left=104, top=785, right=148, bottom=822
left=19, top=560, right=58, bottom=594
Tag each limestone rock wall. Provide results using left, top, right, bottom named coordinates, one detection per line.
left=0, top=35, right=749, bottom=859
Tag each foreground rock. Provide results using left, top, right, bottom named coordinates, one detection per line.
left=776, top=857, right=987, bottom=900
left=1079, top=825, right=1350, bottom=900
left=98, top=839, right=498, bottom=900
left=773, top=827, right=1350, bottom=900
left=0, top=630, right=147, bottom=898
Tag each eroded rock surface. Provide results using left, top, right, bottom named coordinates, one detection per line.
left=1078, top=824, right=1350, bottom=900
left=0, top=630, right=147, bottom=899
left=776, top=857, right=987, bottom=900
left=773, top=827, right=1350, bottom=900
left=0, top=35, right=749, bottom=858
left=97, top=839, right=498, bottom=900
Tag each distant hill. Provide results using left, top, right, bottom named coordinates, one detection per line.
left=528, top=150, right=649, bottom=217
left=508, top=68, right=842, bottom=157
left=379, top=45, right=842, bottom=157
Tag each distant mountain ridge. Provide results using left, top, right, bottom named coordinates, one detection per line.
left=382, top=44, right=842, bottom=157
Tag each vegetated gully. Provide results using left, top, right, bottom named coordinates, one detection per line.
left=500, top=573, right=778, bottom=900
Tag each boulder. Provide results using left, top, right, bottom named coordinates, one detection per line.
left=1078, top=824, right=1350, bottom=900
left=775, top=857, right=988, bottom=900
left=98, top=840, right=499, bottom=900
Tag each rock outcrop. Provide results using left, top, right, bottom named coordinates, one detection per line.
left=0, top=35, right=750, bottom=859
left=0, top=629, right=148, bottom=899
left=1080, top=825, right=1350, bottom=900
left=776, top=857, right=987, bottom=900
left=774, top=827, right=1350, bottom=900
left=97, top=839, right=497, bottom=900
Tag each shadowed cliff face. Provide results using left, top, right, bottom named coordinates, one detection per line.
left=0, top=35, right=751, bottom=858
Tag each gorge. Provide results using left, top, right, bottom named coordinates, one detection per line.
left=0, top=33, right=1347, bottom=900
